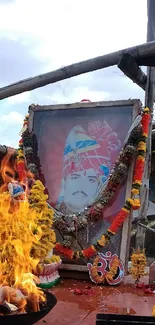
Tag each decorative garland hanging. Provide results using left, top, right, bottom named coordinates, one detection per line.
left=16, top=118, right=60, bottom=266
left=129, top=248, right=147, bottom=283
left=54, top=107, right=150, bottom=260
left=17, top=107, right=150, bottom=260
left=20, top=105, right=142, bottom=240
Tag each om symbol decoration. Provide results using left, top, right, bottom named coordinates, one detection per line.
left=87, top=251, right=124, bottom=286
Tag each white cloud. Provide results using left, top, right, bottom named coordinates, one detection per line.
left=6, top=92, right=31, bottom=105
left=0, top=0, right=148, bottom=147
left=42, top=86, right=110, bottom=104
left=0, top=0, right=147, bottom=67
left=0, top=111, right=24, bottom=124
left=0, top=112, right=24, bottom=147
left=0, top=0, right=147, bottom=86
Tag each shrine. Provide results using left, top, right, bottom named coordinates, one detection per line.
left=0, top=1, right=155, bottom=324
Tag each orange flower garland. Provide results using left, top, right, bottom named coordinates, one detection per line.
left=90, top=255, right=106, bottom=284
left=129, top=248, right=147, bottom=283
left=132, top=107, right=150, bottom=195
left=105, top=256, right=120, bottom=282
left=17, top=139, right=27, bottom=183
left=88, top=255, right=120, bottom=284
left=152, top=305, right=155, bottom=317
left=108, top=203, right=130, bottom=234
left=55, top=108, right=150, bottom=260
left=16, top=115, right=30, bottom=183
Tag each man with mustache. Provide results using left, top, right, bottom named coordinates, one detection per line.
left=56, top=120, right=121, bottom=215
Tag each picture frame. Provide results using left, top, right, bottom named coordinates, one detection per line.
left=28, top=99, right=141, bottom=277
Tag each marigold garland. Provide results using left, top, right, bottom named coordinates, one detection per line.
left=105, top=256, right=119, bottom=282
left=152, top=305, right=155, bottom=317
left=29, top=180, right=57, bottom=261
left=55, top=107, right=150, bottom=260
left=16, top=116, right=60, bottom=265
left=17, top=138, right=27, bottom=183
left=17, top=107, right=150, bottom=261
left=131, top=107, right=150, bottom=195
left=129, top=248, right=147, bottom=283
left=17, top=115, right=31, bottom=183
left=90, top=256, right=106, bottom=284
left=21, top=105, right=144, bottom=247
left=87, top=124, right=142, bottom=220
left=90, top=255, right=120, bottom=284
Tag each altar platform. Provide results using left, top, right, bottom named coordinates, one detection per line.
left=36, top=277, right=154, bottom=325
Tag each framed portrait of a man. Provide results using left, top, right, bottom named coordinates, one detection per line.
left=29, top=99, right=141, bottom=273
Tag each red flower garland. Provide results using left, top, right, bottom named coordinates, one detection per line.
left=82, top=246, right=97, bottom=259
left=17, top=118, right=29, bottom=183
left=132, top=108, right=150, bottom=194
left=133, top=158, right=145, bottom=182
left=108, top=208, right=129, bottom=234
left=54, top=108, right=150, bottom=260
left=55, top=243, right=74, bottom=259
left=17, top=161, right=27, bottom=183
left=141, top=113, right=150, bottom=134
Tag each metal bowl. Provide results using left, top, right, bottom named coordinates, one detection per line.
left=0, top=290, right=57, bottom=325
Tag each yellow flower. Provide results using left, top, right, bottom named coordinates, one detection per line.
left=37, top=263, right=44, bottom=273
left=122, top=207, right=130, bottom=212
left=133, top=180, right=142, bottom=185
left=131, top=188, right=139, bottom=195
left=152, top=305, right=155, bottom=317
left=76, top=251, right=80, bottom=259
left=18, top=154, right=24, bottom=159
left=28, top=180, right=59, bottom=263
left=127, top=198, right=134, bottom=206
left=137, top=155, right=145, bottom=161
left=97, top=235, right=107, bottom=247
left=132, top=199, right=140, bottom=209
left=130, top=249, right=147, bottom=281
left=105, top=257, right=119, bottom=282
left=138, top=142, right=146, bottom=151
left=144, top=107, right=149, bottom=113
left=18, top=149, right=24, bottom=155
left=44, top=255, right=61, bottom=264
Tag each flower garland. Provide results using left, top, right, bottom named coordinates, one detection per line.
left=90, top=255, right=119, bottom=284
left=17, top=107, right=150, bottom=260
left=131, top=108, right=150, bottom=195
left=55, top=108, right=150, bottom=260
left=16, top=116, right=60, bottom=265
left=16, top=115, right=28, bottom=183
left=105, top=256, right=120, bottom=282
left=56, top=121, right=142, bottom=225
left=29, top=180, right=57, bottom=262
left=89, top=255, right=106, bottom=283
left=87, top=125, right=142, bottom=220
left=152, top=305, right=155, bottom=317
left=129, top=248, right=147, bottom=283
left=22, top=106, right=142, bottom=240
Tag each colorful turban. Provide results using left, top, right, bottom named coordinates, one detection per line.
left=63, top=120, right=121, bottom=184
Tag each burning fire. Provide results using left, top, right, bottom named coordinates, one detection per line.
left=0, top=148, right=55, bottom=314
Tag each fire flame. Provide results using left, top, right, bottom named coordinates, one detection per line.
left=0, top=149, right=47, bottom=311
left=0, top=148, right=17, bottom=191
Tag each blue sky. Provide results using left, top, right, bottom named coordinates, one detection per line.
left=0, top=0, right=147, bottom=148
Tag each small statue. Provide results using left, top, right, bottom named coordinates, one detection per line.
left=8, top=181, right=26, bottom=201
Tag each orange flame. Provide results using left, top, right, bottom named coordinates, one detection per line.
left=0, top=149, right=45, bottom=307
left=0, top=148, right=17, bottom=191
